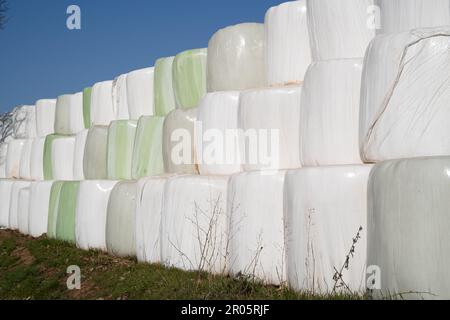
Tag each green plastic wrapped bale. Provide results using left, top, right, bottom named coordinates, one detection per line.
left=107, top=120, right=137, bottom=180
left=172, top=48, right=207, bottom=110
left=83, top=126, right=108, bottom=179
left=43, top=135, right=67, bottom=180
left=131, top=116, right=165, bottom=179
left=55, top=182, right=80, bottom=244
left=106, top=181, right=137, bottom=257
left=154, top=57, right=176, bottom=116
left=47, top=181, right=64, bottom=239
left=83, top=87, right=92, bottom=129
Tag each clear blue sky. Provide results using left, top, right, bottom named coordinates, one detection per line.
left=0, top=0, right=285, bottom=113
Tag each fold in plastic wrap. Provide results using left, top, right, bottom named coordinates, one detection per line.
left=51, top=136, right=76, bottom=181
left=375, top=0, right=450, bottom=35
left=360, top=27, right=450, bottom=162
left=285, top=165, right=372, bottom=294
left=28, top=181, right=53, bottom=238
left=228, top=171, right=286, bottom=285
left=107, top=120, right=137, bottom=180
left=196, top=92, right=242, bottom=175
left=30, top=138, right=45, bottom=181
left=161, top=176, right=229, bottom=273
left=6, top=139, right=25, bottom=179
left=106, top=181, right=137, bottom=257
left=173, top=49, right=207, bottom=109
left=90, top=81, right=115, bottom=126
left=239, top=86, right=302, bottom=171
left=83, top=87, right=92, bottom=129
left=307, top=0, right=375, bottom=61
left=368, top=157, right=450, bottom=300
left=265, top=1, right=311, bottom=86
left=0, top=180, right=14, bottom=228
left=12, top=105, right=37, bottom=139
left=8, top=181, right=31, bottom=230
left=17, top=187, right=31, bottom=235
left=127, top=68, right=155, bottom=120
left=55, top=93, right=84, bottom=135
left=47, top=181, right=64, bottom=239
left=163, top=108, right=199, bottom=174
left=112, top=74, right=130, bottom=120
left=207, top=23, right=265, bottom=92
left=35, top=99, right=57, bottom=137
left=154, top=57, right=176, bottom=116
left=83, top=126, right=108, bottom=180
left=0, top=143, right=7, bottom=178
left=19, top=139, right=33, bottom=180
left=301, top=59, right=363, bottom=166
left=76, top=180, right=118, bottom=251
left=55, top=182, right=79, bottom=243
left=73, top=130, right=88, bottom=180
left=131, top=116, right=165, bottom=179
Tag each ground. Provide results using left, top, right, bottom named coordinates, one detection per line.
left=0, top=230, right=362, bottom=300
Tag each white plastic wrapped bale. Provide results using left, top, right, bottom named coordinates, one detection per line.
left=307, top=0, right=375, bottom=61
left=17, top=187, right=31, bottom=235
left=360, top=27, right=450, bottom=162
left=161, top=176, right=229, bottom=274
left=19, top=139, right=33, bottom=180
left=196, top=92, right=242, bottom=175
left=12, top=105, right=37, bottom=139
left=73, top=130, right=88, bottom=180
left=375, top=0, right=450, bottom=35
left=51, top=136, right=76, bottom=181
left=30, top=138, right=45, bottom=181
left=112, top=74, right=130, bottom=120
left=5, top=139, right=25, bottom=179
left=54, top=93, right=84, bottom=135
left=265, top=0, right=311, bottom=86
left=228, top=171, right=286, bottom=285
left=106, top=181, right=137, bottom=257
left=285, top=165, right=372, bottom=294
left=367, top=157, right=450, bottom=300
left=90, top=81, right=116, bottom=126
left=163, top=108, right=199, bottom=174
left=207, top=23, right=265, bottom=92
left=35, top=99, right=57, bottom=137
left=300, top=59, right=363, bottom=166
left=83, top=126, right=108, bottom=180
left=76, top=180, right=118, bottom=251
left=107, top=120, right=137, bottom=180
left=136, top=175, right=173, bottom=263
left=28, top=181, right=53, bottom=238
left=239, top=86, right=302, bottom=171
left=0, top=180, right=14, bottom=228
left=127, top=68, right=155, bottom=120
left=0, top=143, right=8, bottom=178
left=8, top=181, right=31, bottom=230
left=154, top=57, right=176, bottom=116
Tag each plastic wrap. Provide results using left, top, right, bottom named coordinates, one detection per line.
left=83, top=87, right=92, bottom=129
left=163, top=108, right=199, bottom=174
left=47, top=181, right=64, bottom=239
left=307, top=0, right=375, bottom=61
left=19, top=139, right=33, bottom=180
left=8, top=181, right=31, bottom=230
left=300, top=59, right=363, bottom=166
left=154, top=57, right=176, bottom=116
left=83, top=126, right=108, bottom=180
left=375, top=0, right=450, bottom=35
left=55, top=182, right=79, bottom=243
left=285, top=165, right=372, bottom=294
left=90, top=81, right=115, bottom=126
left=35, top=99, right=57, bottom=137
left=228, top=171, right=286, bottom=285
left=360, top=27, right=450, bottom=162
left=73, top=130, right=88, bottom=180
left=126, top=68, right=155, bottom=120
left=265, top=1, right=311, bottom=86
left=112, top=74, right=129, bottom=120
left=207, top=23, right=265, bottom=92
left=0, top=143, right=8, bottom=178
left=30, top=138, right=45, bottom=181
left=173, top=49, right=207, bottom=109
left=54, top=93, right=84, bottom=135
left=5, top=139, right=26, bottom=179
left=239, top=86, right=302, bottom=171
left=106, top=181, right=137, bottom=257
left=131, top=116, right=165, bottom=179
left=107, top=120, right=137, bottom=180
left=0, top=180, right=14, bottom=228
left=12, top=105, right=37, bottom=139
left=43, top=135, right=64, bottom=180
left=196, top=91, right=242, bottom=175
left=76, top=180, right=118, bottom=251
left=161, top=175, right=229, bottom=273
left=28, top=181, right=53, bottom=238
left=17, top=187, right=31, bottom=235
left=51, top=136, right=76, bottom=181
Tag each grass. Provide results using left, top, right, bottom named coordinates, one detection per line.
left=0, top=230, right=363, bottom=300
